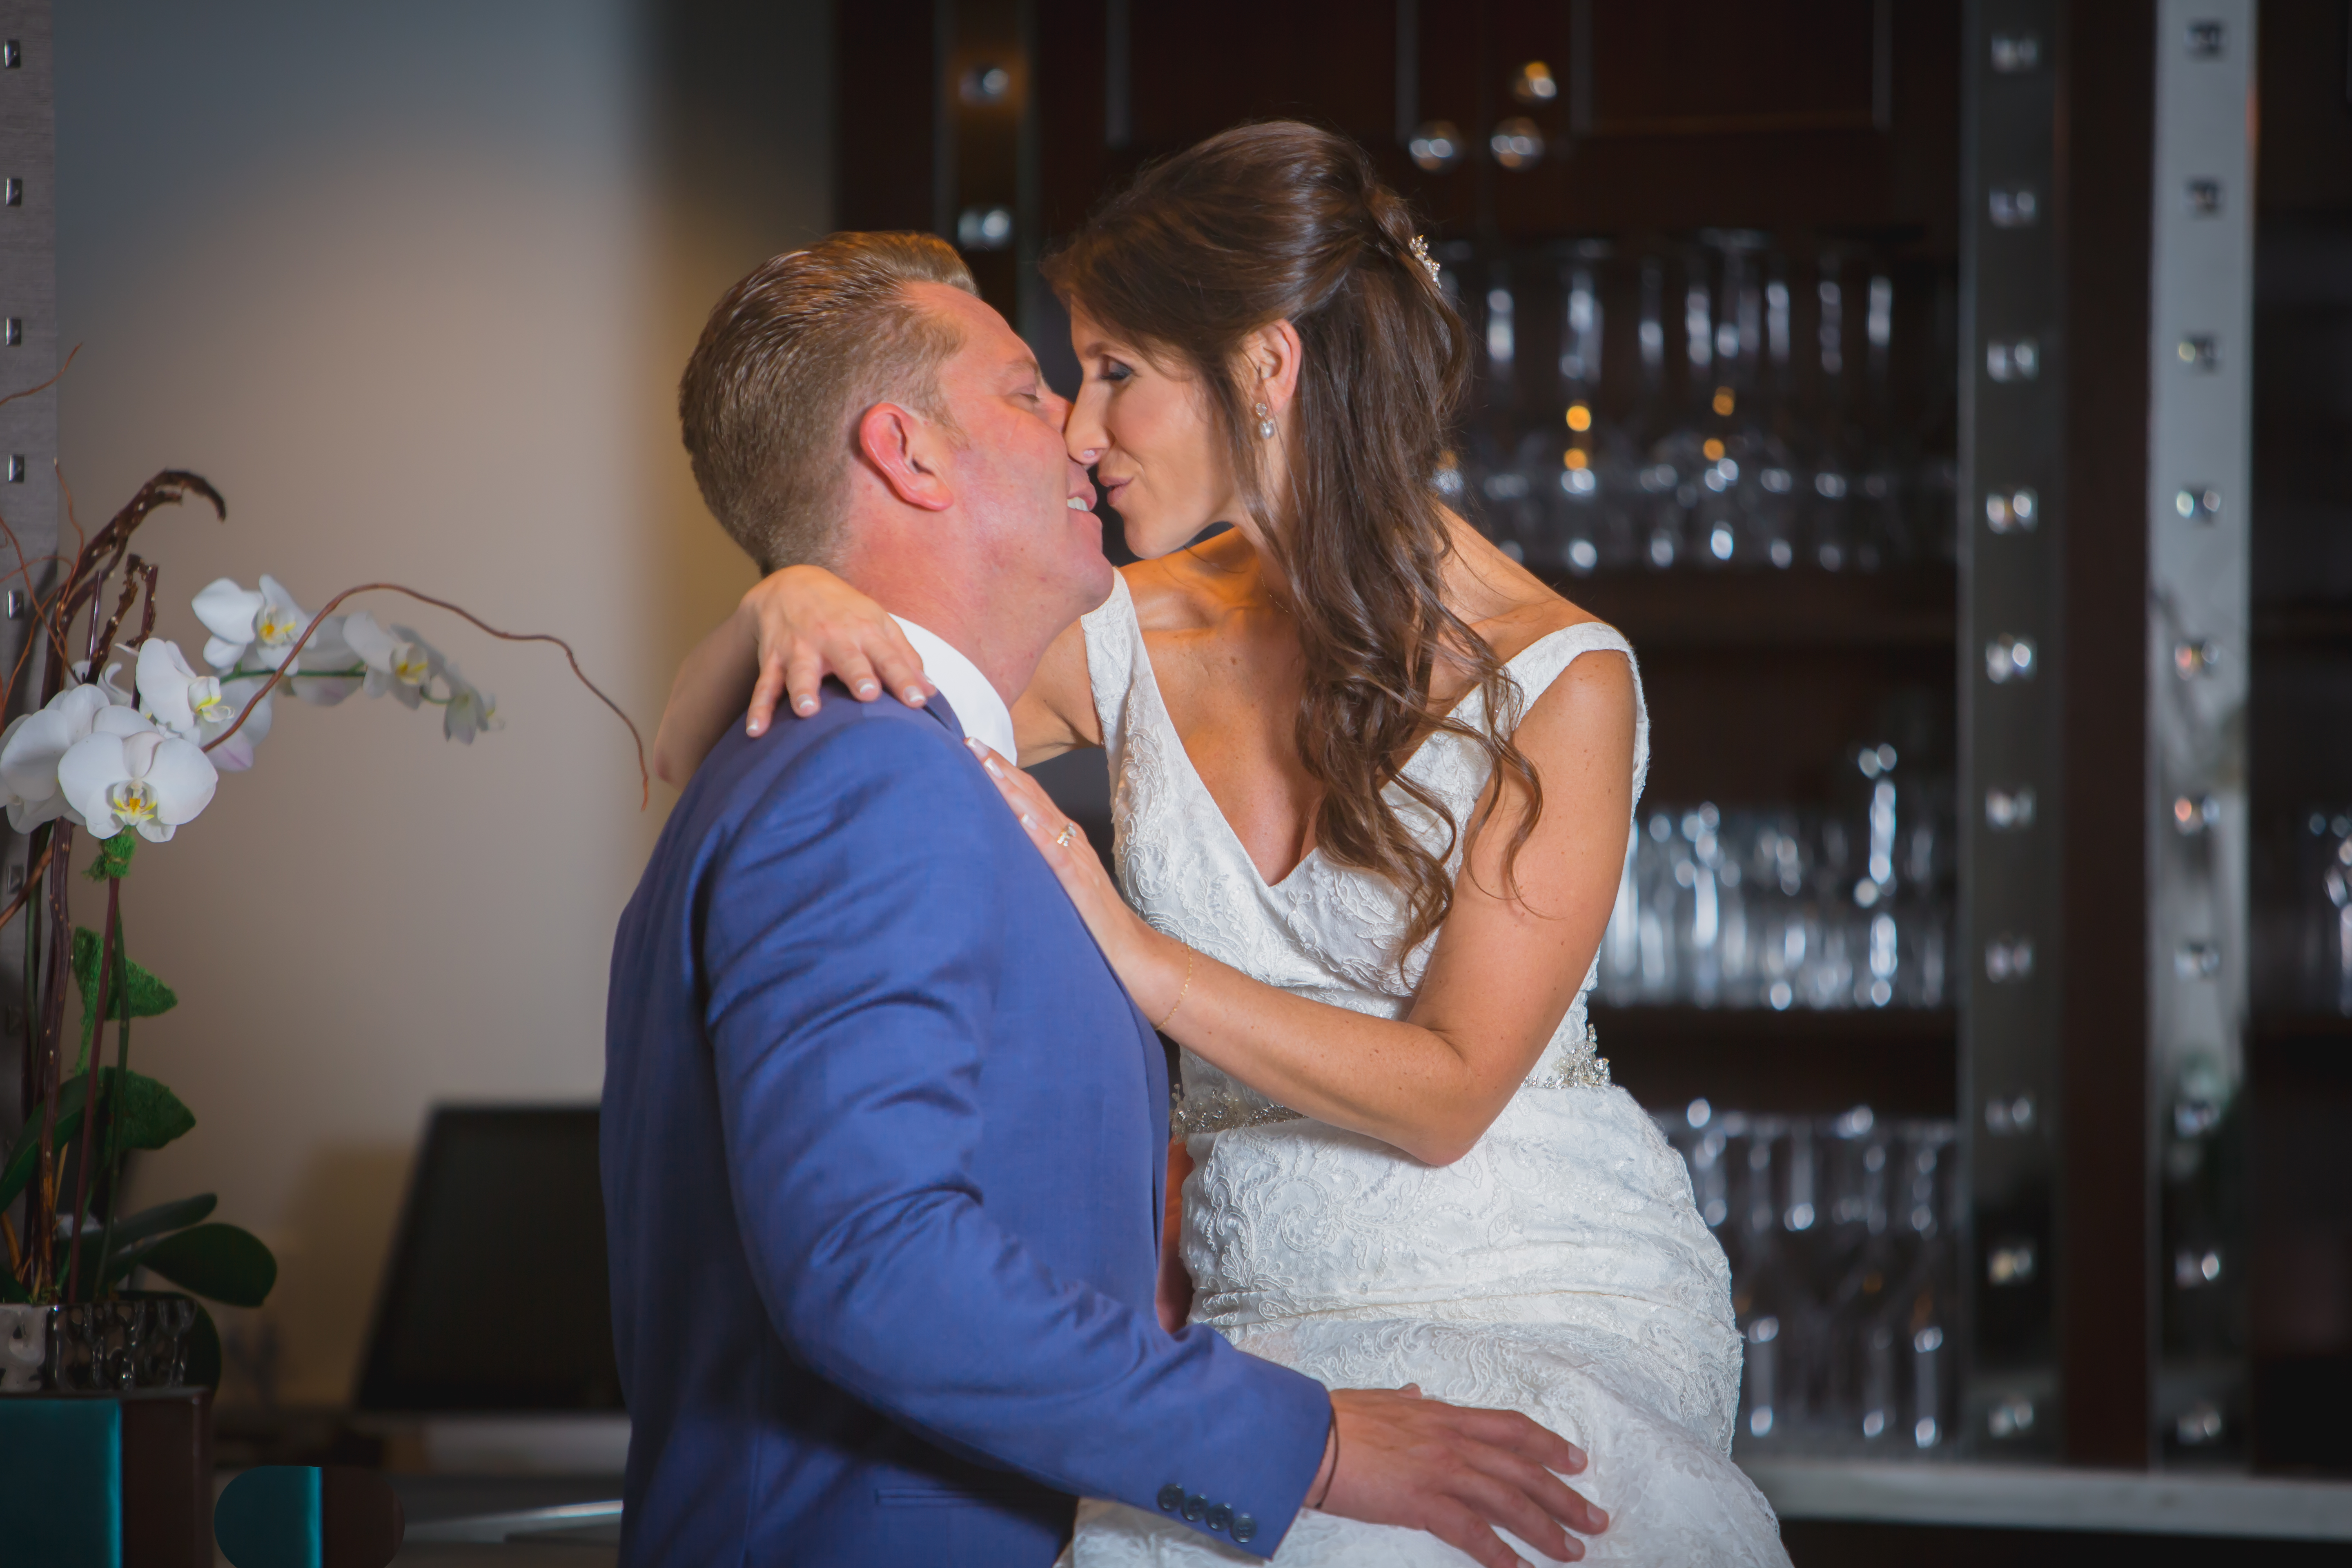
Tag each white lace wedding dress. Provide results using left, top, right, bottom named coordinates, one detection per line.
left=1063, top=577, right=1788, bottom=1567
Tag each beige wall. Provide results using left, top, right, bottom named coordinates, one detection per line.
left=54, top=1, right=829, bottom=1404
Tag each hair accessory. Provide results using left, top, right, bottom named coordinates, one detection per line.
left=1254, top=400, right=1275, bottom=441
left=1407, top=233, right=1441, bottom=287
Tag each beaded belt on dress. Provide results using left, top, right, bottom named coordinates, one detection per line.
left=1172, top=1021, right=1612, bottom=1136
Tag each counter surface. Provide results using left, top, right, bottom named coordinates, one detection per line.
left=376, top=1461, right=2352, bottom=1560
left=1743, top=1459, right=2352, bottom=1541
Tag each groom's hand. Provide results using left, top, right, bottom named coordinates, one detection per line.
left=1318, top=1385, right=1606, bottom=1567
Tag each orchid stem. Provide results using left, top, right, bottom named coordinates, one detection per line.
left=91, top=900, right=131, bottom=1299
left=201, top=582, right=650, bottom=807
left=219, top=665, right=365, bottom=682
left=220, top=664, right=464, bottom=708
left=61, top=878, right=118, bottom=1304
left=11, top=841, right=34, bottom=1297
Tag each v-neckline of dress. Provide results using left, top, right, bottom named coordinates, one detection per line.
left=1124, top=615, right=1599, bottom=895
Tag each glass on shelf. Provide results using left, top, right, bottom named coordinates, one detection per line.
left=2272, top=809, right=2352, bottom=1016
left=1440, top=234, right=1957, bottom=581
left=1659, top=1104, right=1960, bottom=1458
left=1598, top=746, right=1954, bottom=1014
left=1548, top=245, right=1640, bottom=577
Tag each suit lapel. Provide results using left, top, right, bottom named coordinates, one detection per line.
left=927, top=684, right=1169, bottom=1243
left=919, top=691, right=967, bottom=743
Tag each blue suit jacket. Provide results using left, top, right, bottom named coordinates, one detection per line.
left=604, top=687, right=1331, bottom=1566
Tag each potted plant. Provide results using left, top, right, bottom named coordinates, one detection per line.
left=0, top=470, right=638, bottom=1557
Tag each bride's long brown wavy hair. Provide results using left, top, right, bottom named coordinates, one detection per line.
left=1042, top=121, right=1543, bottom=954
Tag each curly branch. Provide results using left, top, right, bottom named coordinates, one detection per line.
left=0, top=343, right=79, bottom=412
left=205, top=582, right=650, bottom=808
left=0, top=835, right=57, bottom=934
left=0, top=507, right=71, bottom=717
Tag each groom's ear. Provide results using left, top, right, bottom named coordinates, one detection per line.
left=854, top=401, right=956, bottom=513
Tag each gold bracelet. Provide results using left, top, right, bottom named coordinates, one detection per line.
left=1154, top=946, right=1196, bottom=1032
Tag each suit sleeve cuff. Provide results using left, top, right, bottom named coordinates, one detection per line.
left=1131, top=1361, right=1332, bottom=1560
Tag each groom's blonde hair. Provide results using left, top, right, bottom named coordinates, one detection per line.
left=681, top=233, right=977, bottom=573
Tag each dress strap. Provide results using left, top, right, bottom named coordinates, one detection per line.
left=1505, top=620, right=1637, bottom=697
left=1477, top=621, right=1650, bottom=813
left=1078, top=571, right=1146, bottom=767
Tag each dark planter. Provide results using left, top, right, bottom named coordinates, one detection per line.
left=0, top=1292, right=199, bottom=1392
left=0, top=1385, right=214, bottom=1568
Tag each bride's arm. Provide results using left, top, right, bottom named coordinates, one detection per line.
left=651, top=566, right=934, bottom=786
left=971, top=653, right=1635, bottom=1168
left=652, top=564, right=1100, bottom=786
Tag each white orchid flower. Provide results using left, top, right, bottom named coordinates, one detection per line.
left=137, top=638, right=233, bottom=742
left=69, top=659, right=134, bottom=706
left=57, top=711, right=218, bottom=843
left=203, top=678, right=274, bottom=772
left=194, top=575, right=293, bottom=671
left=0, top=684, right=121, bottom=830
left=441, top=673, right=501, bottom=744
left=342, top=612, right=439, bottom=710
left=133, top=637, right=273, bottom=772
left=192, top=575, right=362, bottom=708
left=287, top=660, right=361, bottom=707
left=345, top=610, right=499, bottom=742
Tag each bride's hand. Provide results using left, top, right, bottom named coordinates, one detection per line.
left=735, top=565, right=937, bottom=736
left=965, top=739, right=1186, bottom=1018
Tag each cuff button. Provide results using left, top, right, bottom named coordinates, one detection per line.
left=1181, top=1494, right=1207, bottom=1522
left=1156, top=1484, right=1185, bottom=1513
left=1205, top=1503, right=1233, bottom=1532
left=1233, top=1513, right=1257, bottom=1544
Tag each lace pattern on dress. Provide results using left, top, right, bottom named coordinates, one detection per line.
left=1080, top=575, right=1641, bottom=1135
left=1067, top=575, right=1780, bottom=1566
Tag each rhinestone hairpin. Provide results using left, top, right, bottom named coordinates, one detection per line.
left=1407, top=234, right=1441, bottom=286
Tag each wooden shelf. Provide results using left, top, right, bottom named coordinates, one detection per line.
left=2254, top=601, right=2352, bottom=647
left=1592, top=1004, right=1957, bottom=1120
left=1592, top=1009, right=2340, bottom=1122
left=1542, top=566, right=1958, bottom=654
left=2253, top=1015, right=2352, bottom=1098
left=2255, top=1011, right=2352, bottom=1041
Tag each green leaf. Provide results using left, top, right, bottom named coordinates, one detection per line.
left=137, top=1223, right=276, bottom=1308
left=96, top=1232, right=172, bottom=1289
left=0, top=1069, right=196, bottom=1214
left=62, top=1193, right=219, bottom=1290
left=107, top=1193, right=218, bottom=1252
left=73, top=924, right=179, bottom=1017
left=72, top=925, right=178, bottom=1065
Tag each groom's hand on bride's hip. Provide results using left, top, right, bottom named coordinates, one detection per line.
left=1319, top=1384, right=1606, bottom=1567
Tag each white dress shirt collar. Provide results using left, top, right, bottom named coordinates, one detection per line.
left=889, top=616, right=1017, bottom=763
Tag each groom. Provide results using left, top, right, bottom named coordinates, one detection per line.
left=604, top=233, right=1601, bottom=1567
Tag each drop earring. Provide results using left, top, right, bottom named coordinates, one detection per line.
left=1254, top=401, right=1275, bottom=440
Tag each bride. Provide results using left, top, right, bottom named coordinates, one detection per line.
left=655, top=123, right=1787, bottom=1567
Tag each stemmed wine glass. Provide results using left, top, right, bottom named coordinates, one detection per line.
left=1715, top=235, right=1801, bottom=569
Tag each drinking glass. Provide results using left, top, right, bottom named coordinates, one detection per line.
left=2315, top=813, right=2352, bottom=1015
left=1657, top=1104, right=1960, bottom=1457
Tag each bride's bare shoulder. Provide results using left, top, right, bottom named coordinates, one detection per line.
left=1439, top=510, right=1613, bottom=662
left=1119, top=528, right=1249, bottom=634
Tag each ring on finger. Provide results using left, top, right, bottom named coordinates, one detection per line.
left=1054, top=822, right=1079, bottom=849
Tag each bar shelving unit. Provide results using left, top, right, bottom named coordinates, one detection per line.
left=835, top=0, right=2352, bottom=1499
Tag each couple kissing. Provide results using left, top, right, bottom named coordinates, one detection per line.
left=606, top=122, right=1787, bottom=1568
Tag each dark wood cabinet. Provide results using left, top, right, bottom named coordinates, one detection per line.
left=833, top=0, right=2350, bottom=1482
left=2244, top=0, right=2352, bottom=1479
